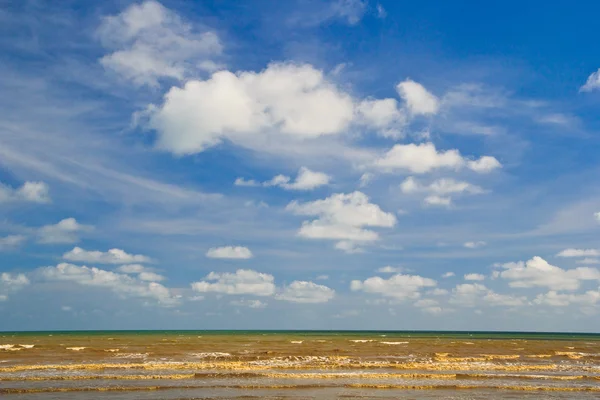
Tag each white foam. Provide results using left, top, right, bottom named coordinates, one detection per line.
left=290, top=341, right=303, bottom=344
left=115, top=353, right=149, bottom=359
left=350, top=339, right=374, bottom=343
left=19, top=344, right=35, bottom=348
left=66, top=347, right=87, bottom=351
left=191, top=352, right=231, bottom=358
left=380, top=341, right=409, bottom=345
left=104, top=348, right=120, bottom=352
left=0, top=344, right=15, bottom=350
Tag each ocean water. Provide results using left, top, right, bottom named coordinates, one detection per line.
left=1, top=330, right=599, bottom=399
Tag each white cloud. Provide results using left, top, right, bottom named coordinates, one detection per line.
left=374, top=142, right=501, bottom=174
left=580, top=69, right=600, bottom=92
left=496, top=256, right=600, bottom=291
left=450, top=283, right=526, bottom=307
left=230, top=299, right=267, bottom=308
left=429, top=288, right=449, bottom=295
left=0, top=181, right=50, bottom=204
left=206, top=246, right=253, bottom=259
left=286, top=191, right=396, bottom=251
left=37, top=218, right=93, bottom=244
left=0, top=235, right=26, bottom=250
left=138, top=271, right=165, bottom=282
left=316, top=275, right=329, bottom=280
left=331, top=0, right=367, bottom=24
left=424, top=195, right=452, bottom=207
left=0, top=272, right=30, bottom=301
left=377, top=266, right=405, bottom=274
left=464, top=241, right=486, bottom=249
left=467, top=156, right=502, bottom=173
left=235, top=167, right=330, bottom=191
left=116, top=264, right=147, bottom=274
left=533, top=290, right=600, bottom=307
left=464, top=273, right=485, bottom=281
left=594, top=212, right=600, bottom=222
left=414, top=299, right=444, bottom=314
left=98, top=0, right=222, bottom=86
left=350, top=273, right=437, bottom=300
left=577, top=258, right=600, bottom=265
left=356, top=98, right=405, bottom=137
left=396, top=79, right=439, bottom=115
left=334, top=240, right=364, bottom=254
left=556, top=248, right=600, bottom=258
left=39, top=263, right=177, bottom=305
left=191, top=269, right=275, bottom=296
left=147, top=63, right=356, bottom=154
left=400, top=177, right=485, bottom=195
left=358, top=172, right=373, bottom=188
left=276, top=281, right=335, bottom=303
left=63, top=247, right=152, bottom=264
left=442, top=272, right=455, bottom=278
left=376, top=3, right=387, bottom=18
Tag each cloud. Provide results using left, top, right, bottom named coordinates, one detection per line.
left=235, top=167, right=330, bottom=191
left=464, top=241, right=486, bottom=249
left=138, top=271, right=165, bottom=282
left=358, top=172, right=374, bottom=188
left=37, top=218, right=93, bottom=244
left=0, top=235, right=26, bottom=250
left=464, top=273, right=485, bottom=281
left=39, top=263, right=177, bottom=305
left=533, top=290, right=600, bottom=307
left=450, top=283, right=526, bottom=307
left=276, top=281, right=335, bottom=303
left=0, top=272, right=30, bottom=301
left=350, top=273, right=437, bottom=299
left=191, top=269, right=275, bottom=296
left=396, top=79, right=439, bottom=115
left=424, top=195, right=452, bottom=207
left=577, top=258, right=600, bottom=265
left=0, top=181, right=50, bottom=204
left=230, top=299, right=267, bottom=308
left=289, top=0, right=367, bottom=27
left=376, top=266, right=406, bottom=274
left=97, top=0, right=222, bottom=86
left=356, top=98, right=405, bottom=137
left=206, top=246, right=253, bottom=259
left=580, top=69, right=600, bottom=92
left=442, top=272, right=455, bottom=278
left=316, top=275, right=329, bottom=280
left=63, top=247, right=152, bottom=264
left=286, top=191, right=396, bottom=252
left=556, top=248, right=600, bottom=258
left=116, top=264, right=147, bottom=274
left=400, top=177, right=485, bottom=195
left=496, top=256, right=600, bottom=291
left=414, top=299, right=443, bottom=314
left=374, top=142, right=501, bottom=174
left=594, top=212, right=600, bottom=222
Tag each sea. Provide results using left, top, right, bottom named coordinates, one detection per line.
left=1, top=330, right=599, bottom=399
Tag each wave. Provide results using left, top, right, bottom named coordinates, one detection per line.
left=380, top=341, right=409, bottom=345
left=66, top=347, right=87, bottom=351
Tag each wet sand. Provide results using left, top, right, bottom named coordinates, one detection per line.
left=1, top=331, right=599, bottom=398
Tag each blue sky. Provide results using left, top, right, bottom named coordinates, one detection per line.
left=1, top=0, right=600, bottom=331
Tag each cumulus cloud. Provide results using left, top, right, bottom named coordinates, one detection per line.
left=356, top=98, right=405, bottom=137
left=414, top=299, right=443, bottom=314
left=37, top=218, right=93, bottom=244
left=138, top=271, right=166, bottom=282
left=97, top=0, right=222, bottom=86
left=235, top=167, right=330, bottom=191
left=464, top=273, right=485, bottom=281
left=276, top=281, right=335, bottom=303
left=396, top=79, right=439, bottom=115
left=0, top=181, right=50, bottom=204
left=376, top=266, right=406, bottom=274
left=206, top=246, right=253, bottom=259
left=496, top=256, right=600, bottom=291
left=374, top=142, right=501, bottom=174
left=63, top=247, right=152, bottom=264
left=400, top=177, right=485, bottom=195
left=442, top=272, right=455, bottom=278
left=0, top=235, right=26, bottom=250
left=580, top=69, right=600, bottom=92
left=230, top=299, right=267, bottom=308
left=286, top=191, right=396, bottom=252
left=39, top=263, right=177, bottom=305
left=450, top=283, right=526, bottom=307
left=191, top=269, right=275, bottom=296
left=594, top=212, right=600, bottom=222
left=116, top=264, right=147, bottom=274
left=556, top=248, right=600, bottom=258
left=0, top=272, right=30, bottom=301
left=424, top=195, right=452, bottom=207
left=533, top=290, right=600, bottom=307
left=464, top=241, right=486, bottom=249
left=577, top=258, right=600, bottom=265
left=350, top=273, right=437, bottom=299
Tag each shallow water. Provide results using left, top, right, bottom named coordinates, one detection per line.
left=1, top=331, right=599, bottom=398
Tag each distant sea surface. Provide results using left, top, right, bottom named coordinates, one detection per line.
left=1, top=330, right=599, bottom=399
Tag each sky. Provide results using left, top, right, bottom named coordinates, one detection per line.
left=1, top=0, right=600, bottom=332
